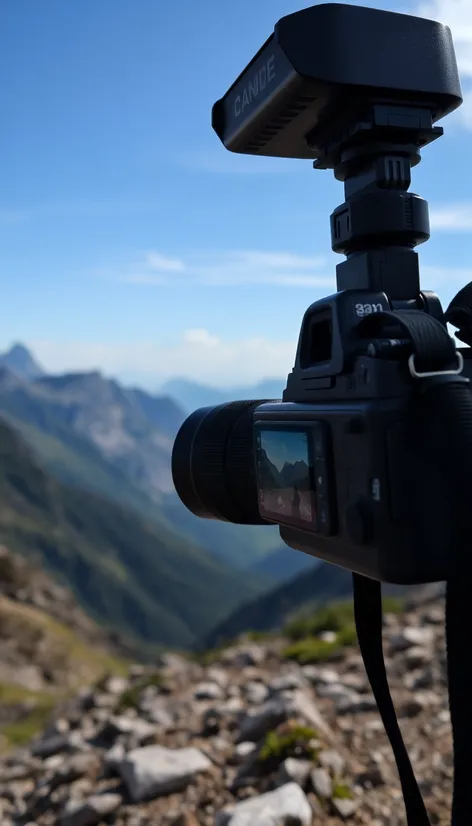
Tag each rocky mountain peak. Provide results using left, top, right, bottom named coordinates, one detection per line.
left=0, top=344, right=45, bottom=380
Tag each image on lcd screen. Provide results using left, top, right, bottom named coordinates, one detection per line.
left=256, top=429, right=315, bottom=525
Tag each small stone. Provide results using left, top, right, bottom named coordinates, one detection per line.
left=104, top=676, right=129, bottom=695
left=319, top=631, right=337, bottom=643
left=405, top=647, right=433, bottom=670
left=276, top=758, right=312, bottom=787
left=237, top=690, right=332, bottom=743
left=268, top=672, right=307, bottom=694
left=319, top=750, right=346, bottom=776
left=336, top=694, right=378, bottom=714
left=206, top=667, right=228, bottom=686
left=98, top=715, right=157, bottom=744
left=244, top=682, right=269, bottom=705
left=194, top=682, right=224, bottom=701
left=301, top=666, right=339, bottom=685
left=60, top=793, right=122, bottom=826
left=311, top=767, right=333, bottom=798
left=118, top=745, right=212, bottom=802
left=234, top=742, right=256, bottom=761
left=390, top=627, right=434, bottom=653
left=332, top=797, right=359, bottom=819
left=104, top=741, right=126, bottom=771
left=215, top=781, right=312, bottom=826
left=32, top=732, right=84, bottom=759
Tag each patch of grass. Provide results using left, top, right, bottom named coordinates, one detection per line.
left=332, top=782, right=354, bottom=800
left=0, top=597, right=129, bottom=752
left=2, top=701, right=56, bottom=748
left=0, top=596, right=128, bottom=685
left=283, top=624, right=358, bottom=664
left=258, top=723, right=319, bottom=769
left=283, top=598, right=403, bottom=642
left=0, top=682, right=56, bottom=750
left=117, top=672, right=164, bottom=710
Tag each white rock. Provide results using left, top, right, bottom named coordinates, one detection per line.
left=60, top=793, right=122, bottom=826
left=301, top=666, right=340, bottom=685
left=319, top=631, right=338, bottom=643
left=118, top=745, right=212, bottom=802
left=104, top=741, right=126, bottom=771
left=237, top=690, right=332, bottom=743
left=193, top=682, right=223, bottom=701
left=215, top=782, right=312, bottom=826
left=207, top=667, right=229, bottom=688
left=244, top=682, right=269, bottom=705
left=104, top=676, right=129, bottom=695
left=390, top=626, right=434, bottom=653
left=276, top=757, right=312, bottom=787
left=319, top=749, right=346, bottom=776
left=332, top=797, right=359, bottom=819
left=268, top=672, right=307, bottom=694
left=311, top=767, right=333, bottom=798
left=234, top=742, right=257, bottom=760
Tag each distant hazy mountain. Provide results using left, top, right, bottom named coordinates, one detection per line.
left=0, top=368, right=182, bottom=498
left=160, top=377, right=285, bottom=413
left=0, top=343, right=45, bottom=380
left=251, top=545, right=318, bottom=581
left=202, top=559, right=408, bottom=649
left=0, top=362, right=284, bottom=571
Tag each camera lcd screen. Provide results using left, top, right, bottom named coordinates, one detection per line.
left=255, top=427, right=317, bottom=530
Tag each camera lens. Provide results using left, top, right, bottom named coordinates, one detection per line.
left=172, top=400, right=272, bottom=524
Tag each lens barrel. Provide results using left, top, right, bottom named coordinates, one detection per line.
left=171, top=400, right=273, bottom=524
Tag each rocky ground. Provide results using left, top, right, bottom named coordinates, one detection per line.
left=0, top=590, right=452, bottom=826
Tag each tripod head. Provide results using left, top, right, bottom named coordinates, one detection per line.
left=212, top=3, right=463, bottom=301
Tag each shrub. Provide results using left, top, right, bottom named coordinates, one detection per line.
left=283, top=598, right=403, bottom=642
left=283, top=624, right=358, bottom=664
left=332, top=782, right=354, bottom=800
left=258, top=722, right=319, bottom=768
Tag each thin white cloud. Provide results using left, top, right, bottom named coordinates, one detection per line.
left=146, top=252, right=185, bottom=272
left=29, top=331, right=296, bottom=386
left=111, top=249, right=334, bottom=288
left=429, top=203, right=472, bottom=231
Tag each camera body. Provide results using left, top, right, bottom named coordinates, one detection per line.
left=172, top=3, right=466, bottom=587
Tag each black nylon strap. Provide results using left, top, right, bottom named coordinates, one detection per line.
left=353, top=308, right=469, bottom=826
left=359, top=309, right=457, bottom=372
left=353, top=574, right=431, bottom=826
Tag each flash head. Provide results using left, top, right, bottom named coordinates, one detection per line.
left=211, top=3, right=462, bottom=162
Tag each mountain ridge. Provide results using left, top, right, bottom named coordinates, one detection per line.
left=0, top=417, right=270, bottom=651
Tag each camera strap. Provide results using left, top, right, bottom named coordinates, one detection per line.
left=354, top=309, right=472, bottom=826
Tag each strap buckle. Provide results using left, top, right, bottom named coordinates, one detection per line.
left=408, top=350, right=464, bottom=379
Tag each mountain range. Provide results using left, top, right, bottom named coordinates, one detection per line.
left=0, top=348, right=286, bottom=572
left=159, top=377, right=285, bottom=413
left=0, top=417, right=269, bottom=651
left=0, top=342, right=359, bottom=654
left=201, top=558, right=408, bottom=650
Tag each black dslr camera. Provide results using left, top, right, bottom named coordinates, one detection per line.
left=172, top=3, right=467, bottom=586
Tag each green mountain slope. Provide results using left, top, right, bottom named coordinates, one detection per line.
left=0, top=419, right=269, bottom=650
left=202, top=558, right=408, bottom=649
left=0, top=366, right=284, bottom=571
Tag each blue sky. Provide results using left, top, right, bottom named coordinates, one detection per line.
left=0, top=0, right=471, bottom=389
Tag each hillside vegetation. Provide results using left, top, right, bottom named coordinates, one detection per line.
left=0, top=419, right=268, bottom=651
